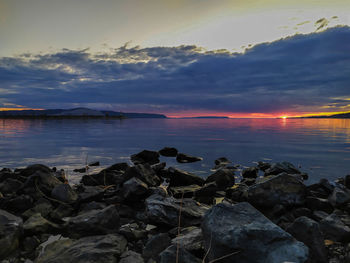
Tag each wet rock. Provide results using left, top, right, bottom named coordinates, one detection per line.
left=65, top=205, right=120, bottom=238
left=320, top=213, right=350, bottom=242
left=0, top=209, right=23, bottom=258
left=131, top=150, right=160, bottom=165
left=306, top=196, right=334, bottom=214
left=213, top=157, right=231, bottom=170
left=159, top=245, right=201, bottom=263
left=143, top=233, right=171, bottom=261
left=287, top=216, right=327, bottom=263
left=159, top=147, right=178, bottom=157
left=151, top=162, right=166, bottom=173
left=265, top=161, right=301, bottom=176
left=19, top=164, right=52, bottom=177
left=88, top=161, right=100, bottom=167
left=120, top=250, right=144, bottom=263
left=176, top=153, right=203, bottom=163
left=118, top=223, right=147, bottom=242
left=145, top=194, right=209, bottom=227
left=171, top=226, right=203, bottom=252
left=168, top=185, right=201, bottom=198
left=122, top=177, right=149, bottom=201
left=205, top=168, right=235, bottom=190
left=257, top=161, right=271, bottom=171
left=167, top=167, right=205, bottom=187
left=329, top=184, right=350, bottom=207
left=242, top=167, right=258, bottom=178
left=0, top=178, right=23, bottom=195
left=124, top=164, right=161, bottom=187
left=193, top=182, right=218, bottom=205
left=225, top=183, right=249, bottom=202
left=35, top=234, right=127, bottom=263
left=248, top=173, right=306, bottom=208
left=240, top=177, right=256, bottom=186
left=201, top=202, right=309, bottom=263
left=51, top=184, right=78, bottom=203
left=23, top=213, right=60, bottom=235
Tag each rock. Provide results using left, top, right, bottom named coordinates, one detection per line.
left=168, top=185, right=201, bottom=198
left=167, top=167, right=205, bottom=187
left=119, top=223, right=147, bottom=242
left=171, top=227, right=203, bottom=252
left=120, top=250, right=144, bottom=263
left=264, top=161, right=301, bottom=176
left=319, top=213, right=350, bottom=242
left=287, top=216, right=327, bottom=263
left=51, top=184, right=78, bottom=203
left=176, top=153, right=202, bottom=163
left=19, top=164, right=52, bottom=177
left=151, top=162, right=166, bottom=173
left=292, top=207, right=312, bottom=219
left=1, top=194, right=34, bottom=214
left=23, top=213, right=59, bottom=235
left=201, top=202, right=308, bottom=263
left=88, top=161, right=100, bottom=167
left=159, top=147, right=178, bottom=157
left=22, top=236, right=40, bottom=257
left=145, top=194, right=209, bottom=227
left=35, top=234, right=127, bottom=263
left=79, top=201, right=106, bottom=212
left=81, top=169, right=125, bottom=186
left=257, top=161, right=271, bottom=171
left=329, top=184, right=350, bottom=207
left=242, top=167, right=258, bottom=178
left=247, top=173, right=306, bottom=208
left=312, top=210, right=330, bottom=221
left=73, top=167, right=87, bottom=173
left=193, top=182, right=217, bottom=205
left=0, top=209, right=23, bottom=258
left=22, top=198, right=53, bottom=219
left=205, top=168, right=235, bottom=190
left=124, top=164, right=161, bottom=187
left=345, top=174, right=350, bottom=189
left=65, top=205, right=120, bottom=238
left=131, top=150, right=160, bottom=165
left=76, top=185, right=105, bottom=203
left=159, top=245, right=201, bottom=263
left=306, top=196, right=334, bottom=214
left=143, top=233, right=171, bottom=261
left=225, top=183, right=248, bottom=202
left=0, top=178, right=23, bottom=195
left=213, top=157, right=231, bottom=170
left=122, top=177, right=149, bottom=201
left=240, top=177, right=256, bottom=186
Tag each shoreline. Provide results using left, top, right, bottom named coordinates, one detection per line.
left=1, top=148, right=350, bottom=262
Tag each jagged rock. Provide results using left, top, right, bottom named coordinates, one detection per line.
left=76, top=185, right=105, bottom=203
left=242, top=167, right=258, bottom=178
left=257, top=161, right=271, bottom=171
left=247, top=173, right=306, bottom=208
left=159, top=245, right=201, bottom=263
left=81, top=169, right=125, bottom=186
left=65, top=205, right=120, bottom=238
left=306, top=196, right=334, bottom=214
left=145, top=194, right=209, bottom=227
left=225, top=183, right=249, bottom=202
left=118, top=223, right=147, bottom=242
left=168, top=185, right=201, bottom=198
left=151, top=162, right=166, bottom=173
left=201, top=202, right=309, bottom=263
left=0, top=178, right=23, bottom=195
left=23, top=213, right=60, bottom=235
left=19, top=164, right=52, bottom=177
left=22, top=198, right=53, bottom=219
left=176, top=153, right=202, bottom=163
left=120, top=250, right=144, bottom=263
left=79, top=201, right=106, bottom=212
left=319, top=213, right=350, bottom=242
left=329, top=184, right=350, bottom=207
left=287, top=216, right=327, bottom=263
left=312, top=210, right=330, bottom=221
left=159, top=147, right=178, bottom=157
left=167, top=167, right=204, bottom=187
left=51, top=184, right=78, bottom=203
left=122, top=177, right=149, bottom=201
left=194, top=182, right=217, bottom=205
left=205, top=168, right=235, bottom=190
left=50, top=204, right=74, bottom=221
left=131, top=150, right=160, bottom=165
left=1, top=194, right=34, bottom=214
left=88, top=161, right=100, bottom=167
left=124, top=164, right=161, bottom=187
left=264, top=161, right=301, bottom=176
left=143, top=233, right=171, bottom=261
left=345, top=174, right=350, bottom=189
left=171, top=227, right=203, bottom=252
left=0, top=209, right=23, bottom=258
left=35, top=234, right=127, bottom=263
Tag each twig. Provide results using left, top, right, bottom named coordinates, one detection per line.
left=208, top=251, right=240, bottom=263
left=176, top=191, right=185, bottom=263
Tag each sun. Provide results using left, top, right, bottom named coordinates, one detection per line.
left=281, top=116, right=288, bottom=119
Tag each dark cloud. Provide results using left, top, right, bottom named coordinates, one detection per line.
left=0, top=26, right=350, bottom=115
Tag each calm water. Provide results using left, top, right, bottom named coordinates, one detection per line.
left=0, top=118, right=349, bottom=184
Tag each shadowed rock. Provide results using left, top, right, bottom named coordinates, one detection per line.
left=159, top=147, right=178, bottom=157
left=159, top=245, right=201, bottom=263
left=176, top=153, right=203, bottom=163
left=0, top=209, right=23, bottom=258
left=167, top=167, right=205, bottom=187
left=131, top=150, right=160, bottom=165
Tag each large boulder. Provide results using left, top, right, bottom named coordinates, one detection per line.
left=319, top=213, right=350, bottom=242
left=0, top=178, right=23, bottom=195
left=124, top=164, right=161, bottom=187
left=201, top=202, right=309, bottom=263
left=176, top=153, right=202, bottom=163
left=248, top=173, right=306, bottom=208
left=171, top=226, right=203, bottom=252
left=34, top=234, right=127, bottom=263
left=145, top=194, right=209, bottom=227
left=205, top=168, right=235, bottom=190
left=51, top=184, right=78, bottom=203
left=131, top=150, right=160, bottom=165
left=23, top=213, right=60, bottom=235
left=121, top=177, right=149, bottom=201
left=167, top=167, right=205, bottom=187
left=0, top=209, right=23, bottom=258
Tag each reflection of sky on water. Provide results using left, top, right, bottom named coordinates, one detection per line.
left=0, top=118, right=349, bottom=184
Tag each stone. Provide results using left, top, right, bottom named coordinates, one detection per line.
left=151, top=162, right=166, bottom=173
left=201, top=202, right=309, bottom=263
left=287, top=216, right=327, bottom=263
left=143, top=233, right=171, bottom=261
left=312, top=210, right=330, bottom=221
left=247, top=173, right=306, bottom=208
left=242, top=167, right=258, bottom=178
left=81, top=169, right=125, bottom=186
left=122, top=177, right=149, bottom=201
left=319, top=213, right=350, bottom=242
left=65, top=205, right=120, bottom=238
left=306, top=196, right=334, bottom=214
left=159, top=245, right=201, bottom=263
left=124, top=164, right=161, bottom=187
left=257, top=161, right=271, bottom=171
left=205, top=168, right=235, bottom=190
left=176, top=153, right=202, bottom=163
left=159, top=147, right=178, bottom=157
left=145, top=194, right=209, bottom=227
left=214, top=157, right=231, bottom=166
left=120, top=250, right=144, bottom=263
left=0, top=209, right=23, bottom=258
left=225, top=183, right=248, bottom=202
left=118, top=223, right=147, bottom=242
left=1, top=194, right=34, bottom=214
left=168, top=185, right=201, bottom=198
left=264, top=161, right=301, bottom=176
left=292, top=207, right=312, bottom=219
left=50, top=204, right=74, bottom=220
left=171, top=227, right=203, bottom=252
left=329, top=184, right=350, bottom=207
left=193, top=182, right=217, bottom=205
left=167, top=167, right=205, bottom=187
left=131, top=150, right=160, bottom=165
left=0, top=178, right=23, bottom=195
left=88, top=161, right=100, bottom=167
left=76, top=185, right=105, bottom=203
left=345, top=174, right=350, bottom=189
left=19, top=164, right=52, bottom=177
left=22, top=199, right=53, bottom=219
left=23, top=213, right=59, bottom=235
left=35, top=234, right=127, bottom=263
left=51, top=184, right=78, bottom=203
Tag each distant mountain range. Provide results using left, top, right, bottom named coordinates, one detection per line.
left=0, top=108, right=167, bottom=119
left=300, top=112, right=350, bottom=119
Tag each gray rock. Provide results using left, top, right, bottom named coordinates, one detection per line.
left=168, top=185, right=201, bottom=198
left=306, top=196, right=334, bottom=214
left=0, top=178, right=23, bottom=195
left=171, top=227, right=203, bottom=252
left=193, top=182, right=217, bottom=205
left=122, top=177, right=149, bottom=200
left=205, top=168, right=235, bottom=190
left=22, top=198, right=53, bottom=219
left=159, top=147, right=178, bottom=157
left=225, top=183, right=248, bottom=202
left=143, top=233, right=171, bottom=261
left=265, top=161, right=301, bottom=176
left=176, top=153, right=203, bottom=163
left=77, top=185, right=105, bottom=203
left=167, top=167, right=205, bottom=187
left=120, top=250, right=144, bottom=263
left=287, top=216, right=327, bottom=263
left=51, top=184, right=78, bottom=203
left=320, top=213, right=350, bottom=242
left=34, top=234, right=127, bottom=263
left=145, top=194, right=209, bottom=227
left=159, top=245, right=201, bottom=263
left=201, top=202, right=309, bottom=263
left=248, top=173, right=306, bottom=208
left=124, top=164, right=161, bottom=187
left=131, top=150, right=160, bottom=165
left=23, top=213, right=60, bottom=235
left=0, top=209, right=23, bottom=258
left=118, top=223, right=147, bottom=242
left=329, top=184, right=350, bottom=207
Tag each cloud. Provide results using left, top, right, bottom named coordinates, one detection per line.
left=0, top=26, right=349, bottom=115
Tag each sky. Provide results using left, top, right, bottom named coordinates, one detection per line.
left=0, top=0, right=350, bottom=117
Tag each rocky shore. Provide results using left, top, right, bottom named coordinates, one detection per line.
left=1, top=148, right=350, bottom=262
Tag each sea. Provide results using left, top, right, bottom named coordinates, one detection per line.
left=0, top=118, right=349, bottom=184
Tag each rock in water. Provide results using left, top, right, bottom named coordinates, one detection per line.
left=131, top=150, right=160, bottom=165
left=248, top=173, right=306, bottom=208
left=0, top=209, right=23, bottom=258
left=159, top=147, right=178, bottom=157
left=201, top=202, right=308, bottom=263
left=265, top=161, right=301, bottom=176
left=176, top=153, right=203, bottom=163
left=167, top=167, right=205, bottom=187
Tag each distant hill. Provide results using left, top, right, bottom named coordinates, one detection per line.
left=0, top=108, right=167, bottom=119
left=179, top=116, right=229, bottom=119
left=300, top=112, right=350, bottom=119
